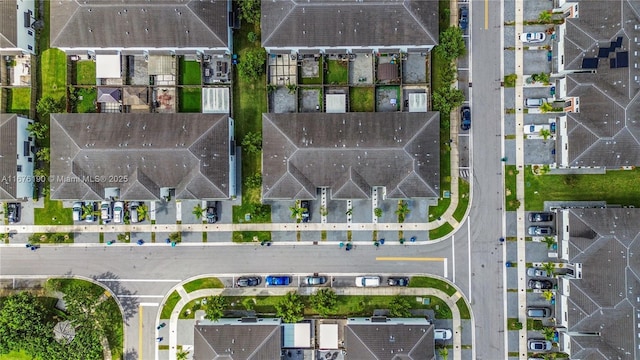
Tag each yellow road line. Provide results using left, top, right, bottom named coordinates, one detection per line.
left=138, top=306, right=143, bottom=360
left=376, top=257, right=445, bottom=262
left=485, top=0, right=489, bottom=29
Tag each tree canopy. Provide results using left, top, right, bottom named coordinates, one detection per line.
left=238, top=0, right=261, bottom=24
left=275, top=292, right=304, bottom=323
left=237, top=48, right=267, bottom=81
left=204, top=295, right=227, bottom=322
left=435, top=27, right=466, bottom=61
left=309, top=288, right=337, bottom=317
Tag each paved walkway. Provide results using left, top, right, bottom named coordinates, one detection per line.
left=162, top=285, right=465, bottom=360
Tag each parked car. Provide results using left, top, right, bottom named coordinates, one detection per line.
left=355, top=276, right=380, bottom=287
left=529, top=212, right=553, bottom=222
left=520, top=32, right=546, bottom=43
left=458, top=7, right=469, bottom=32
left=72, top=202, right=83, bottom=222
left=113, top=201, right=124, bottom=223
left=435, top=329, right=453, bottom=340
left=387, top=277, right=409, bottom=286
left=236, top=276, right=261, bottom=287
left=206, top=201, right=218, bottom=224
left=265, top=275, right=291, bottom=286
left=527, top=307, right=551, bottom=318
left=528, top=279, right=553, bottom=290
left=100, top=201, right=112, bottom=221
left=304, top=276, right=327, bottom=285
left=528, top=226, right=552, bottom=236
left=7, top=203, right=20, bottom=224
left=460, top=106, right=471, bottom=130
left=527, top=267, right=549, bottom=278
left=528, top=339, right=552, bottom=351
left=300, top=200, right=310, bottom=223
left=129, top=201, right=140, bottom=223
left=84, top=201, right=96, bottom=222
left=525, top=98, right=545, bottom=107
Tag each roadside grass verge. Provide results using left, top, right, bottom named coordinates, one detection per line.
left=183, top=277, right=224, bottom=293
left=28, top=232, right=73, bottom=244
left=160, top=290, right=181, bottom=319
left=452, top=179, right=470, bottom=222
left=326, top=59, right=348, bottom=84
left=456, top=297, right=471, bottom=319
left=179, top=58, right=201, bottom=85
left=34, top=195, right=73, bottom=225
left=524, top=166, right=640, bottom=210
left=76, top=60, right=96, bottom=85
left=429, top=222, right=454, bottom=240
left=505, top=165, right=519, bottom=211
left=349, top=87, right=374, bottom=112
left=232, top=231, right=271, bottom=243
left=409, top=276, right=457, bottom=296
left=178, top=87, right=201, bottom=112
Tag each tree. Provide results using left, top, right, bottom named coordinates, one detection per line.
left=117, top=233, right=128, bottom=242
left=396, top=201, right=411, bottom=223
left=541, top=326, right=556, bottom=341
left=36, top=147, right=50, bottom=162
left=541, top=289, right=554, bottom=302
left=374, top=207, right=383, bottom=218
left=176, top=349, right=191, bottom=360
left=247, top=31, right=258, bottom=43
left=275, top=292, right=304, bottom=323
left=434, top=26, right=466, bottom=61
left=238, top=0, right=261, bottom=24
left=286, top=83, right=298, bottom=94
left=432, top=87, right=465, bottom=114
left=309, top=288, right=337, bottom=316
left=242, top=131, right=262, bottom=155
left=82, top=203, right=94, bottom=219
left=438, top=347, right=449, bottom=360
left=542, top=262, right=556, bottom=277
left=290, top=201, right=304, bottom=222
left=440, top=63, right=457, bottom=85
left=169, top=232, right=182, bottom=243
left=540, top=128, right=552, bottom=140
left=244, top=173, right=262, bottom=188
left=543, top=236, right=556, bottom=249
left=237, top=47, right=266, bottom=80
left=37, top=96, right=64, bottom=118
left=388, top=295, right=411, bottom=317
left=540, top=102, right=553, bottom=114
left=33, top=168, right=48, bottom=178
left=538, top=10, right=552, bottom=23
left=0, top=292, right=52, bottom=357
left=137, top=203, right=149, bottom=221
left=192, top=203, right=205, bottom=221
left=26, top=121, right=49, bottom=140
left=204, top=295, right=227, bottom=322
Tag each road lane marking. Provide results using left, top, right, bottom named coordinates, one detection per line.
left=117, top=295, right=165, bottom=298
left=452, top=235, right=456, bottom=283
left=138, top=306, right=143, bottom=360
left=376, top=257, right=445, bottom=262
left=97, top=279, right=181, bottom=282
left=140, top=302, right=159, bottom=307
left=485, top=0, right=489, bottom=29
left=443, top=258, right=448, bottom=278
left=467, top=219, right=472, bottom=303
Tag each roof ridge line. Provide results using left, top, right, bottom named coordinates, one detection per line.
left=186, top=2, right=226, bottom=47
left=51, top=2, right=81, bottom=47
left=402, top=1, right=435, bottom=42
left=344, top=326, right=381, bottom=360
left=246, top=323, right=280, bottom=359
left=264, top=114, right=300, bottom=152
left=262, top=1, right=299, bottom=46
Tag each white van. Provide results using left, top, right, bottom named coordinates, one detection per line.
left=72, top=202, right=83, bottom=222
left=129, top=202, right=140, bottom=223
left=525, top=98, right=545, bottom=107
left=100, top=201, right=112, bottom=221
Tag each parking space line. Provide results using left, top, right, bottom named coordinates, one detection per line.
left=375, top=257, right=445, bottom=262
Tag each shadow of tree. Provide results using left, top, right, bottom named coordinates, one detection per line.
left=124, top=347, right=138, bottom=360
left=92, top=271, right=138, bottom=324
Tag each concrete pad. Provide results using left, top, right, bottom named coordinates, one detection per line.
left=180, top=200, right=202, bottom=225
left=73, top=232, right=99, bottom=243
left=376, top=86, right=400, bottom=112
left=270, top=87, right=296, bottom=113
left=205, top=231, right=232, bottom=242
left=403, top=53, right=427, bottom=84
left=301, top=58, right=320, bottom=78
left=299, top=88, right=321, bottom=112
left=155, top=201, right=177, bottom=224
left=349, top=54, right=374, bottom=85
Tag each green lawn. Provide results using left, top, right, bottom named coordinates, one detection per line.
left=524, top=166, right=640, bottom=210
left=7, top=88, right=31, bottom=115
left=160, top=290, right=181, bottom=319
left=179, top=58, right=201, bottom=85
left=232, top=231, right=271, bottom=243
left=28, top=232, right=73, bottom=244
left=178, top=88, right=202, bottom=112
left=326, top=59, right=348, bottom=84
left=76, top=87, right=96, bottom=113
left=429, top=136, right=451, bottom=221
left=456, top=297, right=471, bottom=319
left=409, top=276, right=457, bottom=296
left=76, top=60, right=96, bottom=85
left=299, top=57, right=323, bottom=85
left=183, top=277, right=224, bottom=293
left=0, top=350, right=38, bottom=360
left=505, top=165, right=519, bottom=211
left=349, top=87, right=374, bottom=112
left=429, top=222, right=454, bottom=240
left=34, top=196, right=73, bottom=225
left=452, top=179, right=470, bottom=222
left=41, top=49, right=67, bottom=101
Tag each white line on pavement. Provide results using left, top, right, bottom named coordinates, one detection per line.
left=139, top=302, right=159, bottom=307
left=452, top=235, right=456, bottom=283
left=443, top=258, right=448, bottom=278
left=467, top=219, right=472, bottom=304
left=117, top=295, right=165, bottom=298
left=97, top=279, right=182, bottom=282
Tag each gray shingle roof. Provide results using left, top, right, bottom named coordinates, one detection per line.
left=262, top=112, right=440, bottom=200
left=563, top=208, right=640, bottom=360
left=193, top=322, right=281, bottom=360
left=50, top=0, right=229, bottom=49
left=0, top=114, right=18, bottom=199
left=50, top=113, right=231, bottom=201
left=261, top=0, right=438, bottom=49
left=559, top=0, right=640, bottom=167
left=0, top=0, right=17, bottom=48
left=344, top=323, right=435, bottom=360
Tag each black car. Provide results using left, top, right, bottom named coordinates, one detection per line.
left=7, top=203, right=20, bottom=224
left=206, top=201, right=218, bottom=224
left=528, top=279, right=553, bottom=290
left=460, top=106, right=471, bottom=130
left=459, top=7, right=469, bottom=32
left=300, top=200, right=310, bottom=223
left=237, top=276, right=261, bottom=287
left=387, top=277, right=409, bottom=286
left=528, top=212, right=553, bottom=222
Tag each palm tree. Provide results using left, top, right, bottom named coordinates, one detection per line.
left=137, top=203, right=149, bottom=221
left=538, top=10, right=552, bottom=23
left=290, top=201, right=303, bottom=222
left=345, top=207, right=353, bottom=216
left=192, top=203, right=204, bottom=221
left=176, top=349, right=190, bottom=360
left=543, top=236, right=556, bottom=249
left=541, top=289, right=554, bottom=302
left=540, top=102, right=553, bottom=113
left=540, top=128, right=552, bottom=140
left=541, top=326, right=556, bottom=341
left=438, top=347, right=449, bottom=360
left=395, top=201, right=411, bottom=223
left=542, top=262, right=556, bottom=277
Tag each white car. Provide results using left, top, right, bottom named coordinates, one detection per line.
left=520, top=32, right=546, bottom=43
left=100, top=201, right=112, bottom=221
left=72, top=202, right=83, bottom=222
left=113, top=201, right=124, bottom=223
left=355, top=276, right=380, bottom=287
left=435, top=328, right=453, bottom=340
